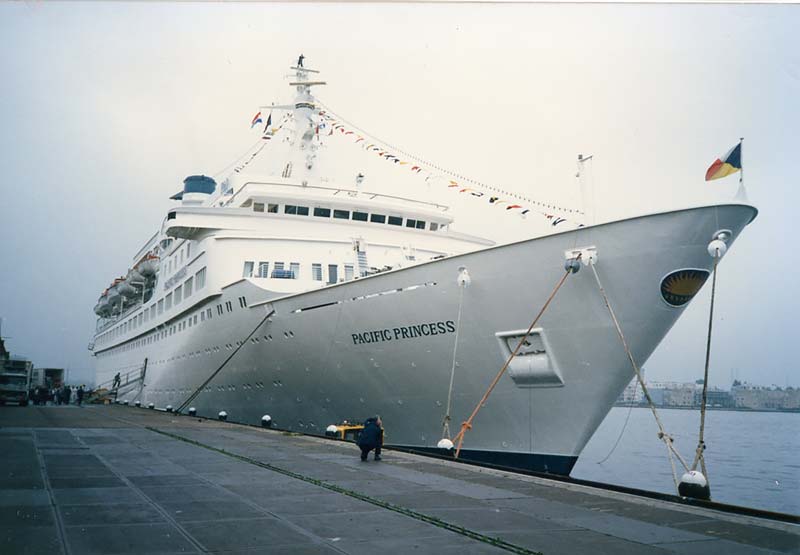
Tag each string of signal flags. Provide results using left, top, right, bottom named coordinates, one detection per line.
left=315, top=105, right=583, bottom=228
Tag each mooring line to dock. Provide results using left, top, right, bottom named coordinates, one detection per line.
left=145, top=426, right=544, bottom=555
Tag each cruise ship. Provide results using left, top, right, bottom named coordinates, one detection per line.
left=90, top=59, right=756, bottom=475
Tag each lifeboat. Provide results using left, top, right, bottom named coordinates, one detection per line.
left=127, top=268, right=144, bottom=284
left=106, top=278, right=124, bottom=304
left=137, top=253, right=159, bottom=277
left=93, top=294, right=110, bottom=316
left=118, top=279, right=137, bottom=298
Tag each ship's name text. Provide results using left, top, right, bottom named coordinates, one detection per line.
left=351, top=321, right=456, bottom=345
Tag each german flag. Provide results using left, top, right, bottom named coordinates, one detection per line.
left=705, top=143, right=742, bottom=181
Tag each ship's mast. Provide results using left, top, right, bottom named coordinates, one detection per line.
left=289, top=60, right=326, bottom=177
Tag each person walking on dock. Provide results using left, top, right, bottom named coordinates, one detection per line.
left=358, top=416, right=383, bottom=461
left=77, top=385, right=84, bottom=406
left=62, top=385, right=71, bottom=405
left=113, top=372, right=121, bottom=389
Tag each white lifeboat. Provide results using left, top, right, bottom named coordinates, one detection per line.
left=93, top=294, right=110, bottom=316
left=118, top=279, right=137, bottom=298
left=137, top=254, right=159, bottom=277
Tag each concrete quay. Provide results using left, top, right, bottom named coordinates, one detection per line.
left=1, top=405, right=798, bottom=555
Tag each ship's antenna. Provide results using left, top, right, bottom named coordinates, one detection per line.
left=577, top=154, right=594, bottom=226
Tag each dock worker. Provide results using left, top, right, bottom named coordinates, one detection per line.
left=113, top=372, right=121, bottom=389
left=358, top=416, right=383, bottom=461
left=77, top=385, right=85, bottom=406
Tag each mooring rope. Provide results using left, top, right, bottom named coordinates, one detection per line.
left=692, top=251, right=721, bottom=482
left=442, top=281, right=467, bottom=440
left=176, top=309, right=275, bottom=414
left=588, top=261, right=690, bottom=492
left=453, top=260, right=578, bottom=458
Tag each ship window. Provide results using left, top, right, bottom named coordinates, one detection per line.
left=312, top=263, right=323, bottom=281
left=195, top=267, right=206, bottom=289
left=333, top=209, right=349, bottom=219
left=285, top=204, right=310, bottom=216
left=167, top=211, right=176, bottom=220
left=226, top=301, right=233, bottom=312
left=388, top=216, right=402, bottom=226
left=138, top=314, right=143, bottom=326
left=207, top=308, right=212, bottom=319
left=290, top=262, right=300, bottom=279
left=165, top=293, right=173, bottom=310
left=370, top=214, right=386, bottom=224
left=274, top=262, right=284, bottom=272
left=267, top=203, right=279, bottom=213
left=406, top=219, right=416, bottom=228
left=314, top=207, right=331, bottom=218
left=243, top=261, right=254, bottom=278
left=416, top=220, right=426, bottom=229
left=150, top=305, right=156, bottom=319
left=353, top=211, right=368, bottom=222
left=345, top=264, right=354, bottom=281
left=257, top=262, right=269, bottom=278
left=184, top=277, right=193, bottom=297
left=144, top=310, right=149, bottom=323
left=174, top=285, right=182, bottom=304
left=430, top=222, right=439, bottom=231
left=193, top=315, right=198, bottom=324
left=186, top=243, right=191, bottom=258
left=201, top=312, right=205, bottom=322
left=158, top=300, right=164, bottom=314
left=253, top=202, right=265, bottom=213
left=180, top=250, right=184, bottom=263
left=328, top=264, right=339, bottom=284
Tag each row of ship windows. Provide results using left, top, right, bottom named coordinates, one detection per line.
left=96, top=267, right=207, bottom=346
left=243, top=261, right=354, bottom=284
left=163, top=242, right=191, bottom=279
left=97, top=296, right=247, bottom=358
left=251, top=201, right=441, bottom=232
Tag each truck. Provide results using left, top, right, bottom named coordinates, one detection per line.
left=0, top=358, right=32, bottom=406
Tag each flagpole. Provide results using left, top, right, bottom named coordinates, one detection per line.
left=735, top=137, right=748, bottom=202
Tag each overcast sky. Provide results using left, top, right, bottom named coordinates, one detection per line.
left=0, top=2, right=797, bottom=388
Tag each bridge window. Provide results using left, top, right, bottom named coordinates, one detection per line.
left=314, top=207, right=331, bottom=218
left=195, top=267, right=206, bottom=289
left=353, top=211, right=368, bottom=222
left=268, top=203, right=279, bottom=213
left=243, top=261, right=254, bottom=278
left=174, top=285, right=182, bottom=305
left=430, top=222, right=439, bottom=231
left=370, top=214, right=386, bottom=224
left=290, top=262, right=300, bottom=278
left=388, top=216, right=403, bottom=226
left=312, top=263, right=323, bottom=281
left=253, top=202, right=265, bottom=212
left=333, top=209, right=350, bottom=219
left=285, top=205, right=309, bottom=216
left=257, top=262, right=269, bottom=278
left=165, top=293, right=173, bottom=310
left=184, top=276, right=193, bottom=297
left=158, top=299, right=164, bottom=315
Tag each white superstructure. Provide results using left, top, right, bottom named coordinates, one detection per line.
left=91, top=59, right=756, bottom=474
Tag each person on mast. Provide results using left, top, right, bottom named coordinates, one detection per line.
left=297, top=54, right=305, bottom=68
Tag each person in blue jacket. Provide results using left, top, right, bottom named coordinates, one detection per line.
left=358, top=416, right=383, bottom=461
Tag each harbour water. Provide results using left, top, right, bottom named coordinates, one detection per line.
left=572, top=407, right=799, bottom=515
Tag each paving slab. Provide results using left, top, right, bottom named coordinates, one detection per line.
left=1, top=404, right=797, bottom=555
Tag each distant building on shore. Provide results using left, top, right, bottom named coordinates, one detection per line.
left=615, top=378, right=798, bottom=411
